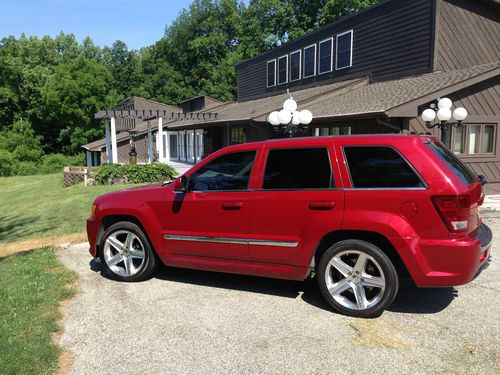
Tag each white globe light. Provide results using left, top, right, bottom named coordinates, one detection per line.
left=283, top=98, right=297, bottom=112
left=299, top=109, right=313, bottom=125
left=268, top=111, right=280, bottom=125
left=437, top=107, right=452, bottom=122
left=438, top=97, right=452, bottom=109
left=291, top=111, right=300, bottom=125
left=421, top=108, right=436, bottom=122
left=453, top=107, right=468, bottom=121
left=278, top=109, right=292, bottom=124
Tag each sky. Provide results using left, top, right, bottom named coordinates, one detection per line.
left=0, top=0, right=195, bottom=50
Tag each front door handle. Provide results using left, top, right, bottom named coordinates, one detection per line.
left=222, top=201, right=244, bottom=210
left=309, top=201, right=335, bottom=210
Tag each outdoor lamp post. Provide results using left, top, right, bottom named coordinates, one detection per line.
left=267, top=91, right=313, bottom=137
left=420, top=98, right=468, bottom=146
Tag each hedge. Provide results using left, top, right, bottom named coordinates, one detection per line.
left=94, top=163, right=178, bottom=185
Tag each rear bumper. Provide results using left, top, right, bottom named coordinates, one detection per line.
left=86, top=217, right=99, bottom=257
left=410, top=223, right=492, bottom=287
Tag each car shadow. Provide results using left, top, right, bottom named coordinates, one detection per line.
left=89, top=260, right=456, bottom=315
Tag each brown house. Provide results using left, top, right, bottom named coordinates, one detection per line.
left=83, top=0, right=500, bottom=182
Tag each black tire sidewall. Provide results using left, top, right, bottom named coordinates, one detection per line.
left=317, top=240, right=399, bottom=318
left=99, top=221, right=156, bottom=282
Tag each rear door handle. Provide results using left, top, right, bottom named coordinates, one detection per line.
left=222, top=201, right=244, bottom=210
left=309, top=201, right=336, bottom=210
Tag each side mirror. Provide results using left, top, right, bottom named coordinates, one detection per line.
left=173, top=175, right=189, bottom=192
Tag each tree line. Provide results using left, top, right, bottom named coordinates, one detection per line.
left=0, top=0, right=377, bottom=165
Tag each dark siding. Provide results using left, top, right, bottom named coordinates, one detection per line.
left=237, top=0, right=435, bottom=101
left=409, top=76, right=500, bottom=182
left=435, top=0, right=500, bottom=71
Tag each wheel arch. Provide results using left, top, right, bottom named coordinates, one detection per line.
left=312, top=230, right=410, bottom=277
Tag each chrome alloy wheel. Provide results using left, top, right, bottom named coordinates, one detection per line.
left=103, top=230, right=146, bottom=277
left=325, top=250, right=386, bottom=310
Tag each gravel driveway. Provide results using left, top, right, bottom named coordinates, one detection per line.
left=57, top=211, right=499, bottom=375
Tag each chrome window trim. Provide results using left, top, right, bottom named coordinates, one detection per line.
left=164, top=234, right=298, bottom=248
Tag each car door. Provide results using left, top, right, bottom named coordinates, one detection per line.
left=163, top=148, right=258, bottom=261
left=249, top=141, right=344, bottom=268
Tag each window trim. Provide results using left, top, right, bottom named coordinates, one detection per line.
left=266, top=59, right=276, bottom=88
left=318, top=37, right=334, bottom=75
left=261, top=146, right=335, bottom=191
left=342, top=145, right=428, bottom=190
left=450, top=123, right=497, bottom=157
left=336, top=30, right=353, bottom=70
left=277, top=55, right=288, bottom=85
left=289, top=49, right=302, bottom=82
left=303, top=44, right=317, bottom=78
left=188, top=150, right=257, bottom=192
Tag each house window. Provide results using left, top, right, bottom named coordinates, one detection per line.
left=336, top=30, right=353, bottom=70
left=290, top=50, right=301, bottom=81
left=319, top=38, right=333, bottom=74
left=451, top=123, right=496, bottom=155
left=278, top=55, right=288, bottom=85
left=303, top=44, right=316, bottom=78
left=314, top=126, right=351, bottom=136
left=231, top=127, right=246, bottom=144
left=267, top=59, right=276, bottom=87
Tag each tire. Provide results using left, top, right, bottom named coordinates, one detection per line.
left=99, top=221, right=157, bottom=282
left=317, top=240, right=399, bottom=318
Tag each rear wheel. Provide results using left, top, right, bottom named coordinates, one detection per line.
left=317, top=240, right=399, bottom=318
left=100, top=221, right=157, bottom=281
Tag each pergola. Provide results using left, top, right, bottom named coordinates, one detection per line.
left=94, top=109, right=218, bottom=164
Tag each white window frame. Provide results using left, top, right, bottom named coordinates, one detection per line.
left=303, top=44, right=317, bottom=78
left=318, top=37, right=334, bottom=74
left=336, top=30, right=353, bottom=70
left=277, top=55, right=288, bottom=85
left=266, top=59, right=276, bottom=88
left=289, top=49, right=302, bottom=82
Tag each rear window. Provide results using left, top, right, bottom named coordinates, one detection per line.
left=263, top=148, right=332, bottom=189
left=427, top=141, right=477, bottom=184
left=344, top=146, right=424, bottom=188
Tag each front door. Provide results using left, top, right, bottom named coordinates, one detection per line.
left=249, top=143, right=344, bottom=268
left=164, top=150, right=258, bottom=260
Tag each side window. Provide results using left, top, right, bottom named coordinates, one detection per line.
left=344, top=146, right=423, bottom=188
left=189, top=151, right=256, bottom=191
left=263, top=148, right=332, bottom=189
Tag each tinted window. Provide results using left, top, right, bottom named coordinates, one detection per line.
left=267, top=60, right=276, bottom=87
left=344, top=146, right=423, bottom=188
left=189, top=151, right=256, bottom=191
left=304, top=45, right=316, bottom=77
left=290, top=51, right=301, bottom=81
left=336, top=31, right=352, bottom=69
left=264, top=148, right=332, bottom=189
left=319, top=38, right=332, bottom=74
left=427, top=141, right=477, bottom=184
left=278, top=56, right=288, bottom=84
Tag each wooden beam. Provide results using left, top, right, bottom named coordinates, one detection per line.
left=94, top=109, right=218, bottom=120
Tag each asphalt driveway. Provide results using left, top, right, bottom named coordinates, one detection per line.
left=57, top=211, right=499, bottom=375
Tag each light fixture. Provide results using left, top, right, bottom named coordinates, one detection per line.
left=267, top=90, right=313, bottom=137
left=420, top=98, right=468, bottom=146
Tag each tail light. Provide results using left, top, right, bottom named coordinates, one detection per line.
left=431, top=195, right=470, bottom=233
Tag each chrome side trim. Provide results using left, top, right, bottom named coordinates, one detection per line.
left=164, top=234, right=298, bottom=248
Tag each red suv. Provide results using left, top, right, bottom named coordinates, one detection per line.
left=87, top=135, right=492, bottom=317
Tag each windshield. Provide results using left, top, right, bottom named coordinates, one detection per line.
left=427, top=141, right=477, bottom=184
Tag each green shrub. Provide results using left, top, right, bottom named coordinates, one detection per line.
left=0, top=150, right=14, bottom=177
left=95, top=163, right=178, bottom=185
left=15, top=161, right=39, bottom=176
left=40, top=153, right=85, bottom=174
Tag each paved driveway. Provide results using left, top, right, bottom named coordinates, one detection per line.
left=58, top=211, right=499, bottom=375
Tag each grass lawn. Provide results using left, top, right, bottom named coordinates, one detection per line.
left=0, top=173, right=142, bottom=245
left=0, top=247, right=76, bottom=374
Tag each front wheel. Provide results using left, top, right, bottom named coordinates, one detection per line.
left=100, top=221, right=157, bottom=282
left=317, top=240, right=399, bottom=318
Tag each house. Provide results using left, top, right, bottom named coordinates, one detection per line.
left=83, top=0, right=500, bottom=182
